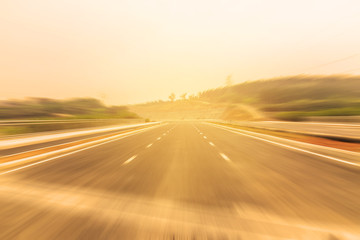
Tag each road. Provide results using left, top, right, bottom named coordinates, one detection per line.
left=0, top=122, right=359, bottom=239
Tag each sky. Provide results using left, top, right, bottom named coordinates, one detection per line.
left=1, top=0, right=360, bottom=105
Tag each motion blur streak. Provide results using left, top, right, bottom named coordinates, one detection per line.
left=0, top=122, right=359, bottom=239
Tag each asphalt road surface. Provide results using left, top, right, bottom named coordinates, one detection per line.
left=0, top=122, right=359, bottom=239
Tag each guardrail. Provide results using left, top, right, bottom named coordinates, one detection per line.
left=0, top=119, right=142, bottom=126
left=0, top=122, right=160, bottom=150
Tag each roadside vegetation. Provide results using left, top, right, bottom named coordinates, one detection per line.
left=0, top=98, right=139, bottom=120
left=195, top=75, right=360, bottom=121
left=130, top=75, right=360, bottom=121
left=0, top=98, right=142, bottom=136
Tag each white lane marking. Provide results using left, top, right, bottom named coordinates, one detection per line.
left=146, top=143, right=153, bottom=148
left=199, top=133, right=203, bottom=135
left=193, top=125, right=201, bottom=133
left=0, top=126, right=161, bottom=176
left=157, top=137, right=161, bottom=140
left=209, top=142, right=215, bottom=147
left=219, top=153, right=231, bottom=162
left=123, top=155, right=137, bottom=165
left=170, top=126, right=176, bottom=131
left=163, top=133, right=167, bottom=136
left=209, top=123, right=360, bottom=167
left=203, top=136, right=207, bottom=139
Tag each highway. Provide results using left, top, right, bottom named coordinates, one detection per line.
left=0, top=122, right=359, bottom=239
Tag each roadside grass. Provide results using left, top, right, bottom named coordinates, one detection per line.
left=272, top=107, right=360, bottom=121
left=0, top=126, right=32, bottom=136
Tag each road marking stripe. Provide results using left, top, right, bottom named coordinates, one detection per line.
left=210, top=123, right=359, bottom=167
left=209, top=142, right=215, bottom=147
left=192, top=125, right=200, bottom=132
left=0, top=126, right=160, bottom=175
left=203, top=136, right=207, bottom=139
left=123, top=155, right=137, bottom=165
left=146, top=143, right=153, bottom=148
left=157, top=137, right=161, bottom=140
left=219, top=153, right=231, bottom=162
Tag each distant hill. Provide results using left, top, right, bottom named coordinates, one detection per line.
left=129, top=99, right=266, bottom=121
left=129, top=75, right=360, bottom=122
left=196, top=75, right=360, bottom=120
left=129, top=101, right=248, bottom=120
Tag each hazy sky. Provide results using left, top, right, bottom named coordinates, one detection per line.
left=1, top=0, right=360, bottom=104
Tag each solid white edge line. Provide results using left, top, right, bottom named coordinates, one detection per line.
left=0, top=125, right=160, bottom=175
left=209, top=123, right=359, bottom=167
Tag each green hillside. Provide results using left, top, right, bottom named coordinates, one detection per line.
left=196, top=75, right=360, bottom=120
left=0, top=98, right=139, bottom=120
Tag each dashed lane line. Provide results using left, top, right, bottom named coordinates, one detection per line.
left=219, top=153, right=231, bottom=162
left=123, top=155, right=137, bottom=165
